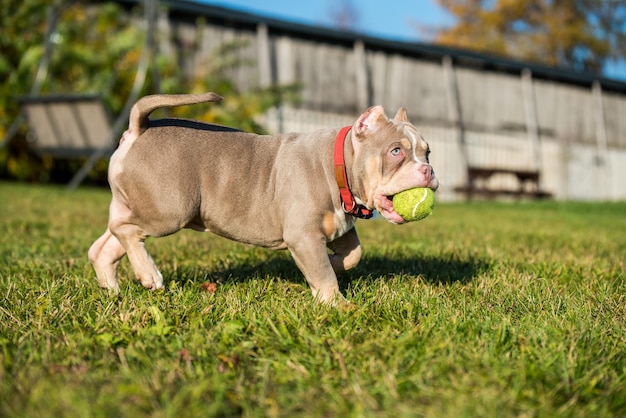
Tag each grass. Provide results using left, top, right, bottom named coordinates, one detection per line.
left=0, top=181, right=624, bottom=417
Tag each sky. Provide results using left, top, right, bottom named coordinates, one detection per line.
left=200, top=0, right=454, bottom=43
left=200, top=0, right=626, bottom=82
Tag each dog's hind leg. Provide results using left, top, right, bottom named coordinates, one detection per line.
left=103, top=194, right=165, bottom=290
left=110, top=220, right=164, bottom=290
left=88, top=228, right=126, bottom=291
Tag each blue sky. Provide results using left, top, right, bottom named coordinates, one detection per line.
left=200, top=0, right=626, bottom=82
left=201, top=0, right=454, bottom=42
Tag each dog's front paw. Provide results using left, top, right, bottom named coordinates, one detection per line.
left=136, top=269, right=164, bottom=290
left=150, top=282, right=165, bottom=291
left=98, top=280, right=120, bottom=294
left=312, top=288, right=350, bottom=307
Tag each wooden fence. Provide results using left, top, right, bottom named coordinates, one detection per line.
left=146, top=0, right=626, bottom=201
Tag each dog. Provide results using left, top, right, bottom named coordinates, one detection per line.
left=88, top=93, right=439, bottom=303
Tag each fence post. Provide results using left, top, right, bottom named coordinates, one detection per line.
left=442, top=55, right=468, bottom=171
left=592, top=81, right=612, bottom=200
left=354, top=39, right=368, bottom=110
left=521, top=68, right=542, bottom=185
left=257, top=23, right=271, bottom=88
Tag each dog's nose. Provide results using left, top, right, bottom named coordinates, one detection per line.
left=418, top=164, right=433, bottom=182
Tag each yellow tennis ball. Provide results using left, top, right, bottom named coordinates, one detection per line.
left=392, top=187, right=435, bottom=222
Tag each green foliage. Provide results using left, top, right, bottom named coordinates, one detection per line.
left=1, top=182, right=625, bottom=417
left=1, top=0, right=53, bottom=123
left=0, top=0, right=142, bottom=123
left=1, top=0, right=299, bottom=182
left=1, top=0, right=142, bottom=182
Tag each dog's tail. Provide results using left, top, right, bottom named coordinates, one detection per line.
left=128, top=93, right=223, bottom=137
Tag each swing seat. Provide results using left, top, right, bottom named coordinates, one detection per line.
left=19, top=94, right=113, bottom=158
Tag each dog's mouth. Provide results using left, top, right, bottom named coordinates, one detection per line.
left=376, top=187, right=436, bottom=224
left=377, top=194, right=407, bottom=224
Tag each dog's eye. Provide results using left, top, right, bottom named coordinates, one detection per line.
left=390, top=147, right=402, bottom=157
left=426, top=147, right=431, bottom=163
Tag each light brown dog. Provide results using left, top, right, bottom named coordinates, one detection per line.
left=88, top=93, right=439, bottom=303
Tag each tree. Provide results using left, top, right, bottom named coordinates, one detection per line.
left=434, top=0, right=626, bottom=74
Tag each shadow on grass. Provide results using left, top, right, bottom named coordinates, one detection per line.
left=169, top=251, right=489, bottom=292
left=345, top=254, right=489, bottom=286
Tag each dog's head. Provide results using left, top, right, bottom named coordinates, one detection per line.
left=348, top=106, right=439, bottom=224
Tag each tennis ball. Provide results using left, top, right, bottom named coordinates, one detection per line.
left=392, top=187, right=435, bottom=222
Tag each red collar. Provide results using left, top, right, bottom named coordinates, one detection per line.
left=334, top=126, right=374, bottom=219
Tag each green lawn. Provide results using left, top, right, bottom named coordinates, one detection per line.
left=0, top=181, right=624, bottom=417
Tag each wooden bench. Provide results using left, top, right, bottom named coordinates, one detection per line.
left=455, top=166, right=552, bottom=200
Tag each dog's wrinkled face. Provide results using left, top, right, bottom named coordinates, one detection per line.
left=350, top=106, right=439, bottom=224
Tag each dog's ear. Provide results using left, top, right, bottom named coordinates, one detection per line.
left=394, top=107, right=410, bottom=123
left=354, top=105, right=387, bottom=138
